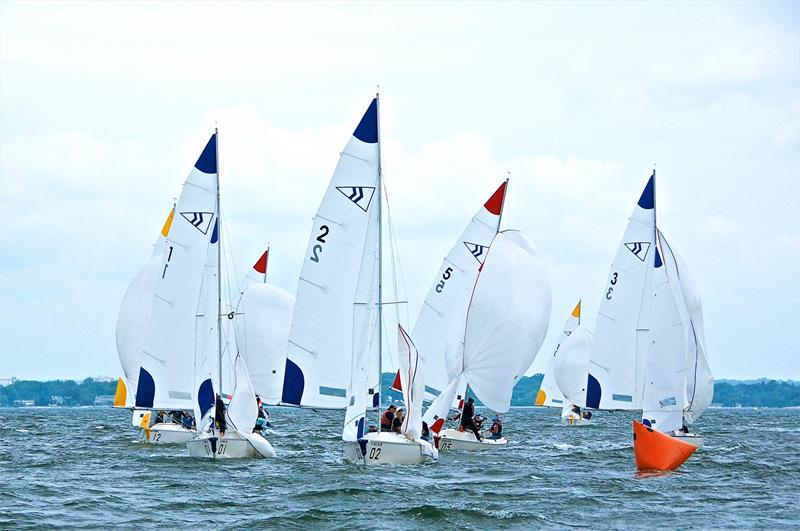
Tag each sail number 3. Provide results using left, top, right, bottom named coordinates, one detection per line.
left=605, top=272, right=618, bottom=299
left=435, top=267, right=454, bottom=293
left=310, top=225, right=330, bottom=263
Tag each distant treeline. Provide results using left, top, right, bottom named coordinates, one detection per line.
left=2, top=375, right=799, bottom=408
left=0, top=378, right=117, bottom=407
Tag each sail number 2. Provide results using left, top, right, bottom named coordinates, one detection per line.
left=435, top=267, right=454, bottom=293
left=605, top=272, right=618, bottom=299
left=310, top=225, right=330, bottom=263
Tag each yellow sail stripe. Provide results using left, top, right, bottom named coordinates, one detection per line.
left=160, top=208, right=175, bottom=237
left=113, top=377, right=127, bottom=407
left=535, top=388, right=547, bottom=406
left=141, top=412, right=152, bottom=441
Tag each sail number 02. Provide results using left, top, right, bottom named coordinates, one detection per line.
left=605, top=272, right=618, bottom=300
left=368, top=447, right=381, bottom=460
left=310, top=225, right=330, bottom=262
left=435, top=267, right=454, bottom=293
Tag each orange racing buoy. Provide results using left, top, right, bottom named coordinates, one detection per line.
left=633, top=420, right=697, bottom=471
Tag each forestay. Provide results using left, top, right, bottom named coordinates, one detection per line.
left=536, top=301, right=581, bottom=408
left=412, top=182, right=506, bottom=401
left=284, top=99, right=381, bottom=409
left=587, top=173, right=656, bottom=410
left=136, top=134, right=219, bottom=412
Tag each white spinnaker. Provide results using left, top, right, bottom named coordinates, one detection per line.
left=398, top=325, right=424, bottom=441
left=115, top=209, right=174, bottom=406
left=412, top=182, right=506, bottom=402
left=642, top=231, right=713, bottom=432
left=676, top=249, right=713, bottom=424
left=462, top=230, right=551, bottom=412
left=536, top=301, right=581, bottom=408
left=587, top=173, right=655, bottom=410
left=285, top=98, right=380, bottom=409
left=553, top=326, right=594, bottom=407
left=642, top=233, right=686, bottom=433
left=136, top=134, right=218, bottom=411
left=235, top=284, right=295, bottom=405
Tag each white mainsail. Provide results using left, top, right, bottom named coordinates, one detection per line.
left=553, top=325, right=594, bottom=408
left=641, top=230, right=713, bottom=433
left=233, top=251, right=295, bottom=405
left=411, top=182, right=507, bottom=402
left=424, top=230, right=551, bottom=425
left=287, top=98, right=381, bottom=410
left=586, top=172, right=656, bottom=410
left=536, top=301, right=581, bottom=408
left=115, top=209, right=174, bottom=407
left=135, top=134, right=219, bottom=413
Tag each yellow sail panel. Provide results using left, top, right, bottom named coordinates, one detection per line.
left=140, top=412, right=152, bottom=441
left=571, top=300, right=582, bottom=319
left=535, top=388, right=547, bottom=406
left=113, top=377, right=127, bottom=407
left=160, top=208, right=175, bottom=237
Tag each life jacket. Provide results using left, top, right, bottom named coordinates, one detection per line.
left=380, top=410, right=394, bottom=428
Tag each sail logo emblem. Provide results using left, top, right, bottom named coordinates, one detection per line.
left=463, top=242, right=488, bottom=262
left=564, top=331, right=572, bottom=336
left=180, top=211, right=215, bottom=234
left=336, top=186, right=376, bottom=212
left=624, top=241, right=651, bottom=261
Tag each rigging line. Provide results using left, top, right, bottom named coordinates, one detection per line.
left=311, top=408, right=339, bottom=422
left=381, top=172, right=409, bottom=329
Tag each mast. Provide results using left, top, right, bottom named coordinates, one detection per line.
left=376, top=91, right=383, bottom=415
left=216, top=127, right=223, bottom=395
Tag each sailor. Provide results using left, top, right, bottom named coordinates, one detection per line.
left=392, top=409, right=405, bottom=433
left=421, top=421, right=430, bottom=441
left=380, top=405, right=397, bottom=431
left=489, top=413, right=503, bottom=440
left=460, top=397, right=482, bottom=441
left=181, top=412, right=195, bottom=430
left=154, top=410, right=166, bottom=424
left=214, top=394, right=226, bottom=436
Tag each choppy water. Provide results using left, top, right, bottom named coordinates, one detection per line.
left=1, top=406, right=798, bottom=529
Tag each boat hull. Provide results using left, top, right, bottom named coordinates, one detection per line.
left=561, top=415, right=592, bottom=427
left=186, top=432, right=270, bottom=459
left=147, top=423, right=196, bottom=444
left=342, top=432, right=437, bottom=465
left=437, top=428, right=508, bottom=451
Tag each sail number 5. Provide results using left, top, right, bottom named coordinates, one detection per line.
left=435, top=267, right=454, bottom=293
left=310, top=225, right=330, bottom=263
left=605, top=272, right=618, bottom=300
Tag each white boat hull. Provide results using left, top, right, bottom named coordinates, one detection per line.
left=147, top=423, right=196, bottom=444
left=186, top=432, right=274, bottom=459
left=342, top=432, right=438, bottom=465
left=673, top=434, right=704, bottom=449
left=437, top=428, right=508, bottom=451
left=561, top=415, right=592, bottom=427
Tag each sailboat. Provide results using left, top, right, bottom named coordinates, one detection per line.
left=552, top=320, right=594, bottom=426
left=633, top=227, right=712, bottom=470
left=342, top=325, right=438, bottom=464
left=537, top=302, right=593, bottom=426
left=535, top=301, right=584, bottom=422
left=422, top=228, right=552, bottom=451
left=233, top=250, right=295, bottom=406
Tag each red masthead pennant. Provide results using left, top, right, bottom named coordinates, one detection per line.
left=484, top=181, right=507, bottom=216
left=254, top=250, right=269, bottom=276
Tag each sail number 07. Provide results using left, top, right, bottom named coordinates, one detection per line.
left=310, top=225, right=330, bottom=262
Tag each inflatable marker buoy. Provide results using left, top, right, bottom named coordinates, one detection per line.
left=633, top=420, right=696, bottom=471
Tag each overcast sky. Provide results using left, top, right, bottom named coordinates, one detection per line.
left=1, top=1, right=798, bottom=382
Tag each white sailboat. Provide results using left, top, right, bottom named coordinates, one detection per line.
left=132, top=134, right=222, bottom=445
left=342, top=325, right=438, bottom=464
left=552, top=323, right=594, bottom=426
left=536, top=301, right=588, bottom=425
left=422, top=229, right=552, bottom=451
left=639, top=229, right=713, bottom=449
left=233, top=250, right=295, bottom=405
left=585, top=172, right=657, bottom=411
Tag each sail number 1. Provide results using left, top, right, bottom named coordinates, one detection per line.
left=435, top=267, right=454, bottom=293
left=605, top=272, right=618, bottom=299
left=310, top=225, right=330, bottom=262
